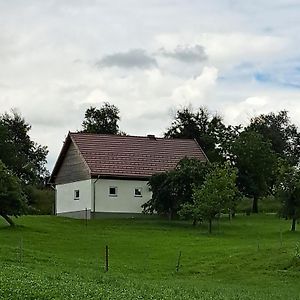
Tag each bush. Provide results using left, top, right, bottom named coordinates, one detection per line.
left=26, top=186, right=55, bottom=215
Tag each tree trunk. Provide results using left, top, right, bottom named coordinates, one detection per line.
left=228, top=210, right=232, bottom=221
left=208, top=219, right=212, bottom=234
left=0, top=213, right=15, bottom=227
left=252, top=196, right=259, bottom=213
left=291, top=218, right=296, bottom=232
left=192, top=219, right=197, bottom=227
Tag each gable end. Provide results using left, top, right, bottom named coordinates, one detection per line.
left=53, top=140, right=91, bottom=184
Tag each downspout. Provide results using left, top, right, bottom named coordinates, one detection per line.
left=50, top=185, right=56, bottom=215
left=93, top=175, right=101, bottom=216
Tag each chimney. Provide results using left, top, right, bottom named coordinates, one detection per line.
left=147, top=134, right=156, bottom=140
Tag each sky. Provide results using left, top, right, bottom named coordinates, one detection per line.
left=1, top=0, right=300, bottom=171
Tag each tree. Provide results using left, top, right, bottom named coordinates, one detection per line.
left=179, top=163, right=238, bottom=233
left=165, top=106, right=240, bottom=162
left=142, top=171, right=176, bottom=219
left=142, top=158, right=208, bottom=219
left=231, top=130, right=277, bottom=213
left=0, top=110, right=49, bottom=185
left=0, top=160, right=27, bottom=226
left=275, top=161, right=300, bottom=231
left=82, top=103, right=123, bottom=134
left=248, top=110, right=300, bottom=165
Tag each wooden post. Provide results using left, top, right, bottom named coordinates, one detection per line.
left=176, top=251, right=181, bottom=272
left=85, top=208, right=88, bottom=227
left=19, top=237, right=23, bottom=264
left=105, top=245, right=109, bottom=272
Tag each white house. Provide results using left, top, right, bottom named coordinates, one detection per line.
left=49, top=132, right=207, bottom=218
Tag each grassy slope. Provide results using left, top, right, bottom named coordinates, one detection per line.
left=0, top=214, right=300, bottom=299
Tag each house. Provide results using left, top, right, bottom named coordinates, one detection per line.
left=49, top=132, right=207, bottom=218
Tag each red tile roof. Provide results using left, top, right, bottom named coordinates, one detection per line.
left=51, top=132, right=207, bottom=181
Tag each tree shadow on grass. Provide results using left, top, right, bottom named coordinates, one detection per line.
left=0, top=224, right=27, bottom=231
left=0, top=224, right=48, bottom=234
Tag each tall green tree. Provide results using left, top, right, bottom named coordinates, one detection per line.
left=180, top=163, right=238, bottom=233
left=275, top=161, right=300, bottom=231
left=231, top=130, right=277, bottom=213
left=82, top=102, right=122, bottom=135
left=0, top=110, right=48, bottom=185
left=142, top=158, right=208, bottom=219
left=248, top=110, right=300, bottom=165
left=165, top=106, right=240, bottom=162
left=0, top=160, right=27, bottom=226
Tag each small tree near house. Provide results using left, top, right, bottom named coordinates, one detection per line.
left=0, top=160, right=27, bottom=226
left=142, top=158, right=208, bottom=219
left=180, top=163, right=239, bottom=233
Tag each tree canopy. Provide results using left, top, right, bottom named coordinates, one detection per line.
left=165, top=106, right=240, bottom=162
left=0, top=110, right=48, bottom=185
left=247, top=110, right=300, bottom=165
left=142, top=158, right=208, bottom=219
left=0, top=160, right=27, bottom=226
left=275, top=161, right=300, bottom=231
left=179, top=163, right=239, bottom=233
left=82, top=103, right=123, bottom=135
left=231, top=130, right=277, bottom=213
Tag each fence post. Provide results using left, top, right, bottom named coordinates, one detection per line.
left=85, top=208, right=88, bottom=227
left=176, top=251, right=182, bottom=272
left=19, top=237, right=23, bottom=264
left=105, top=245, right=109, bottom=272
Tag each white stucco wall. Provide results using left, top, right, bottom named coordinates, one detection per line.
left=56, top=179, right=92, bottom=214
left=94, top=179, right=152, bottom=213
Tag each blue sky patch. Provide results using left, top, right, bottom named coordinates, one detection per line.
left=254, top=72, right=271, bottom=82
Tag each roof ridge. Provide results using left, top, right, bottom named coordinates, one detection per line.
left=69, top=132, right=199, bottom=141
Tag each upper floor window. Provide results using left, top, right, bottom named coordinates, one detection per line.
left=74, top=189, right=80, bottom=200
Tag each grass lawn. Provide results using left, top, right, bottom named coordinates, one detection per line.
left=0, top=214, right=300, bottom=299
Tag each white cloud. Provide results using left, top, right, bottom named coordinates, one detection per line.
left=220, top=89, right=300, bottom=128
left=202, top=33, right=287, bottom=66
left=155, top=32, right=288, bottom=70
left=172, top=66, right=219, bottom=105
left=244, top=96, right=268, bottom=107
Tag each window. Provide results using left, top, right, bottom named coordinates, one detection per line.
left=109, top=186, right=118, bottom=197
left=134, top=188, right=142, bottom=197
left=74, top=190, right=80, bottom=200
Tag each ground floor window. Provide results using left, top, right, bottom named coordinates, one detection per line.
left=109, top=186, right=118, bottom=197
left=74, top=189, right=80, bottom=200
left=134, top=187, right=142, bottom=197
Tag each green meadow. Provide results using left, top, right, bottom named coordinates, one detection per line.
left=0, top=214, right=300, bottom=299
